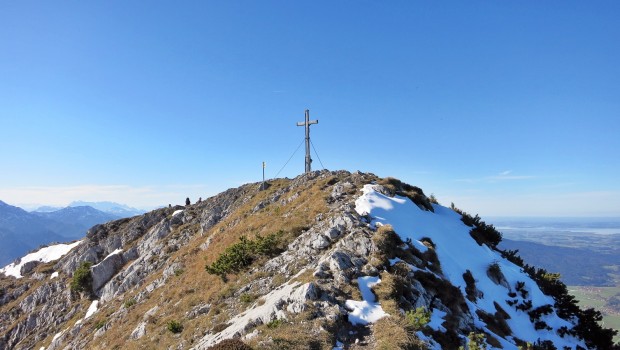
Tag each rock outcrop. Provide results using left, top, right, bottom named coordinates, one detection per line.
left=0, top=170, right=615, bottom=350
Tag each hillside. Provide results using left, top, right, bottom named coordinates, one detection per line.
left=0, top=170, right=617, bottom=349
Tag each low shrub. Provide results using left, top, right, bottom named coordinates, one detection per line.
left=463, top=270, right=478, bottom=302
left=377, top=177, right=434, bottom=212
left=166, top=320, right=183, bottom=333
left=239, top=293, right=256, bottom=304
left=123, top=298, right=136, bottom=308
left=404, top=307, right=430, bottom=331
left=266, top=319, right=284, bottom=329
left=429, top=194, right=439, bottom=204
left=450, top=204, right=503, bottom=248
left=70, top=262, right=92, bottom=294
left=205, top=233, right=283, bottom=278
left=487, top=262, right=502, bottom=281
left=461, top=332, right=487, bottom=350
left=499, top=249, right=524, bottom=267
left=528, top=304, right=553, bottom=323
left=476, top=309, right=511, bottom=339
left=470, top=223, right=502, bottom=249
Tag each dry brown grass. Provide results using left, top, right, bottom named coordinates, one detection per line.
left=373, top=225, right=403, bottom=258
left=377, top=177, right=434, bottom=212
left=372, top=271, right=409, bottom=316
left=291, top=269, right=315, bottom=285
left=373, top=316, right=427, bottom=350
left=11, top=172, right=389, bottom=350
left=77, top=176, right=337, bottom=349
left=246, top=317, right=335, bottom=350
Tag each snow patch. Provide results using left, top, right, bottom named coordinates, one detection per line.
left=103, top=248, right=122, bottom=260
left=50, top=271, right=59, bottom=279
left=354, top=184, right=586, bottom=348
left=0, top=241, right=82, bottom=278
left=85, top=300, right=99, bottom=319
left=172, top=209, right=184, bottom=216
left=388, top=257, right=403, bottom=266
left=428, top=309, right=446, bottom=332
left=345, top=276, right=388, bottom=325
left=92, top=248, right=123, bottom=269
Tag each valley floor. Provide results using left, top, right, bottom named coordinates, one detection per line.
left=569, top=285, right=620, bottom=343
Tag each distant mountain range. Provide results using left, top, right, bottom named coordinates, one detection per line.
left=67, top=200, right=144, bottom=217
left=32, top=206, right=121, bottom=238
left=0, top=200, right=144, bottom=267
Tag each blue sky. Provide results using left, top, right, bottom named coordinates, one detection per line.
left=1, top=1, right=618, bottom=216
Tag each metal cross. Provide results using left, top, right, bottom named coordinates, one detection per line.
left=296, top=109, right=318, bottom=173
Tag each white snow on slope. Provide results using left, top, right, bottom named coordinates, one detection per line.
left=355, top=184, right=585, bottom=349
left=84, top=300, right=99, bottom=319
left=172, top=209, right=184, bottom=216
left=92, top=248, right=123, bottom=269
left=0, top=241, right=82, bottom=278
left=428, top=309, right=447, bottom=332
left=345, top=276, right=388, bottom=325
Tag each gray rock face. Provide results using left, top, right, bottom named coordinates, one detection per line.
left=19, top=261, right=40, bottom=276
left=130, top=322, right=146, bottom=340
left=0, top=170, right=577, bottom=350
left=91, top=251, right=124, bottom=292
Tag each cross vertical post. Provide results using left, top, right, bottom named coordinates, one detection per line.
left=296, top=109, right=318, bottom=173
left=261, top=161, right=266, bottom=190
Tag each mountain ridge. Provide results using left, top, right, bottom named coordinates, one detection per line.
left=68, top=201, right=144, bottom=217
left=0, top=201, right=140, bottom=266
left=0, top=200, right=67, bottom=266
left=0, top=170, right=617, bottom=349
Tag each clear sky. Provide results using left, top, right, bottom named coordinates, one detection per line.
left=1, top=1, right=619, bottom=217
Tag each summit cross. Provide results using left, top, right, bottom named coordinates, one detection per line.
left=296, top=109, right=318, bottom=173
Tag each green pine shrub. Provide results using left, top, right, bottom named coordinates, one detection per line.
left=70, top=262, right=92, bottom=293
left=205, top=232, right=283, bottom=278
left=166, top=320, right=183, bottom=333
left=266, top=319, right=284, bottom=329
left=404, top=307, right=430, bottom=330
left=239, top=293, right=256, bottom=304
left=459, top=332, right=487, bottom=350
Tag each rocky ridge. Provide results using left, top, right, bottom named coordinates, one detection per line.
left=0, top=170, right=617, bottom=349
